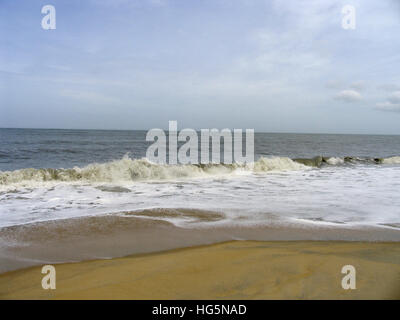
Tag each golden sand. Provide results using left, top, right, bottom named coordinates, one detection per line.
left=0, top=241, right=399, bottom=299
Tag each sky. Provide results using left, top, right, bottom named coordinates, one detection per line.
left=1, top=0, right=400, bottom=134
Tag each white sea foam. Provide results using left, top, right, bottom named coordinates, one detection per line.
left=383, top=156, right=400, bottom=164
left=1, top=163, right=400, bottom=230
left=1, top=155, right=400, bottom=231
left=326, top=157, right=345, bottom=165
left=0, top=156, right=306, bottom=190
left=253, top=156, right=307, bottom=172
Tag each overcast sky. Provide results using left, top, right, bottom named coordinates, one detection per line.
left=1, top=0, right=400, bottom=134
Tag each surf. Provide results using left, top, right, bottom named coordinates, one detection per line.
left=0, top=154, right=399, bottom=190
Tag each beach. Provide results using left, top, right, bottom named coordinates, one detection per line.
left=1, top=240, right=399, bottom=299
left=2, top=0, right=400, bottom=304
left=1, top=130, right=400, bottom=300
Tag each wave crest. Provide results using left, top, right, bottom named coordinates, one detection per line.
left=382, top=156, right=400, bottom=164
left=2, top=154, right=399, bottom=189
left=0, top=156, right=306, bottom=187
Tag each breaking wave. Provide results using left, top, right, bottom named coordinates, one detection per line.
left=325, top=157, right=345, bottom=165
left=293, top=156, right=400, bottom=166
left=382, top=156, right=400, bottom=164
left=1, top=154, right=399, bottom=189
left=0, top=156, right=306, bottom=187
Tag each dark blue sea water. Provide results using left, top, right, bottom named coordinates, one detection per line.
left=1, top=128, right=400, bottom=171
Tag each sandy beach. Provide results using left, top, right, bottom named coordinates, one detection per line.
left=1, top=240, right=399, bottom=300
left=2, top=0, right=400, bottom=305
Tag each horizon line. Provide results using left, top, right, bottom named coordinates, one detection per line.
left=1, top=127, right=400, bottom=136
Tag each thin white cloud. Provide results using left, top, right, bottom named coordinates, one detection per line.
left=376, top=102, right=400, bottom=112
left=327, top=80, right=366, bottom=91
left=335, top=90, right=363, bottom=102
left=376, top=91, right=400, bottom=112
left=388, top=91, right=400, bottom=104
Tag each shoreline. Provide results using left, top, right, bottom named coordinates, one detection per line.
left=1, top=240, right=399, bottom=299
left=1, top=213, right=400, bottom=274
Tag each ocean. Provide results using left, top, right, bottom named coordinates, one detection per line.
left=1, top=128, right=400, bottom=231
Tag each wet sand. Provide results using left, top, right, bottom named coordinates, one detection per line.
left=1, top=213, right=400, bottom=273
left=1, top=240, right=399, bottom=299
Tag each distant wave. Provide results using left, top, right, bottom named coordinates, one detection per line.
left=0, top=155, right=399, bottom=188
left=294, top=155, right=400, bottom=166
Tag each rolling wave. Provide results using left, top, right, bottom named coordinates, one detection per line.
left=0, top=156, right=305, bottom=187
left=0, top=155, right=399, bottom=188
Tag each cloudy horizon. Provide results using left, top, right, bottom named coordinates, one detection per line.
left=1, top=0, right=400, bottom=134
